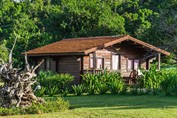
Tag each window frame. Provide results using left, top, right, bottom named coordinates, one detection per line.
left=89, top=56, right=104, bottom=70
left=111, top=54, right=121, bottom=70
left=127, top=58, right=140, bottom=71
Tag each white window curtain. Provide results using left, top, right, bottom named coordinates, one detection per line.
left=112, top=55, right=119, bottom=70
left=128, top=59, right=133, bottom=70
left=97, top=58, right=103, bottom=69
left=134, top=60, right=139, bottom=70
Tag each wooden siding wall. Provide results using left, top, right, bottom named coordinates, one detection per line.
left=39, top=60, right=45, bottom=71
left=58, top=57, right=81, bottom=84
left=83, top=48, right=150, bottom=78
left=120, top=55, right=128, bottom=77
left=83, top=56, right=89, bottom=70
left=83, top=49, right=112, bottom=70
left=96, top=49, right=111, bottom=70
left=35, top=57, right=81, bottom=84
left=51, top=59, right=56, bottom=72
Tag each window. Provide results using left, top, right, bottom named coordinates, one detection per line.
left=89, top=57, right=104, bottom=69
left=127, top=59, right=139, bottom=70
left=128, top=59, right=133, bottom=70
left=112, top=54, right=120, bottom=70
left=134, top=60, right=139, bottom=70
left=97, top=58, right=104, bottom=69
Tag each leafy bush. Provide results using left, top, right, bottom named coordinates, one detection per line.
left=82, top=73, right=98, bottom=95
left=37, top=71, right=74, bottom=96
left=161, top=70, right=177, bottom=96
left=45, top=85, right=59, bottom=97
left=135, top=65, right=164, bottom=95
left=35, top=87, right=46, bottom=97
left=72, top=84, right=85, bottom=96
left=0, top=98, right=69, bottom=116
left=82, top=70, right=124, bottom=95
left=109, top=79, right=124, bottom=94
left=97, top=83, right=108, bottom=94
left=61, top=89, right=69, bottom=97
left=0, top=108, right=20, bottom=116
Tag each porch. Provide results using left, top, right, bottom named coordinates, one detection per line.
left=81, top=39, right=162, bottom=84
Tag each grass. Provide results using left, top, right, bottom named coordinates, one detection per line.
left=3, top=94, right=177, bottom=118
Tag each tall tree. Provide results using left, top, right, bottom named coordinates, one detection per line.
left=0, top=0, right=176, bottom=66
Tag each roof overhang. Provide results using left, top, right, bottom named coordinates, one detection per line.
left=25, top=35, right=170, bottom=57
left=84, top=35, right=170, bottom=56
left=26, top=52, right=86, bottom=57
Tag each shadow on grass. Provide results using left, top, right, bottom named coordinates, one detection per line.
left=62, top=94, right=177, bottom=110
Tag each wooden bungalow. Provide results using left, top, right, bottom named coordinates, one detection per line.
left=26, top=35, right=170, bottom=84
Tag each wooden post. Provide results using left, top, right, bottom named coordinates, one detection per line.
left=158, top=53, right=161, bottom=70
left=93, top=52, right=97, bottom=73
left=146, top=59, right=150, bottom=70
left=118, top=54, right=121, bottom=70
left=80, top=56, right=84, bottom=83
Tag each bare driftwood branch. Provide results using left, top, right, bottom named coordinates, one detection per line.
left=8, top=33, right=17, bottom=69
left=0, top=36, right=44, bottom=108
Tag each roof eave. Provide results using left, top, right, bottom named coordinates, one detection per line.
left=102, top=35, right=170, bottom=56
left=127, top=36, right=170, bottom=56
left=26, top=52, right=86, bottom=57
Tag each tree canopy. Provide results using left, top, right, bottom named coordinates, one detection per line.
left=0, top=0, right=176, bottom=65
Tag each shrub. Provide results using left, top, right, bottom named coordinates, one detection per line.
left=45, top=85, right=59, bottom=97
left=109, top=77, right=124, bottom=94
left=0, top=97, right=69, bottom=116
left=161, top=70, right=177, bottom=96
left=82, top=70, right=124, bottom=95
left=97, top=83, right=108, bottom=94
left=37, top=71, right=74, bottom=96
left=0, top=108, right=20, bottom=116
left=35, top=87, right=46, bottom=97
left=61, top=89, right=69, bottom=97
left=82, top=73, right=98, bottom=95
left=72, top=84, right=85, bottom=96
left=135, top=65, right=164, bottom=95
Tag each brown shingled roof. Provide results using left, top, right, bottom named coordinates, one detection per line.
left=26, top=35, right=170, bottom=56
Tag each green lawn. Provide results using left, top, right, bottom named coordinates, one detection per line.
left=4, top=94, right=177, bottom=118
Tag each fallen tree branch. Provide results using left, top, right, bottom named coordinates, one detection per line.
left=0, top=34, right=45, bottom=108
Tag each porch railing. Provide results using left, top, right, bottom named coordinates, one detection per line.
left=83, top=69, right=105, bottom=74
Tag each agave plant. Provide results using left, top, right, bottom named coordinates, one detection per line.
left=72, top=84, right=85, bottom=96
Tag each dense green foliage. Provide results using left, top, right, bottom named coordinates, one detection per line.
left=134, top=66, right=164, bottom=95
left=0, top=97, right=69, bottom=116
left=129, top=67, right=177, bottom=96
left=0, top=42, right=8, bottom=63
left=161, top=69, right=177, bottom=96
left=72, top=84, right=85, bottom=96
left=0, top=0, right=176, bottom=65
left=36, top=69, right=177, bottom=97
left=82, top=70, right=124, bottom=95
left=36, top=71, right=74, bottom=96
